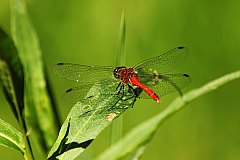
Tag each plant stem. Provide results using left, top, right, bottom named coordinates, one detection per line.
left=20, top=117, right=34, bottom=160
left=110, top=11, right=126, bottom=145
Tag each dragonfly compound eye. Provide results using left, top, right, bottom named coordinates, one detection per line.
left=114, top=68, right=121, bottom=79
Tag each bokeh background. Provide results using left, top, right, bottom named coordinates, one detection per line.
left=1, top=0, right=240, bottom=159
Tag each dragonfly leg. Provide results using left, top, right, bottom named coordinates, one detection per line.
left=109, top=84, right=143, bottom=110
left=109, top=91, right=135, bottom=110
left=114, top=82, right=125, bottom=97
left=108, top=84, right=126, bottom=110
left=115, top=82, right=122, bottom=91
left=117, top=95, right=137, bottom=108
left=112, top=85, right=143, bottom=108
left=125, top=85, right=143, bottom=107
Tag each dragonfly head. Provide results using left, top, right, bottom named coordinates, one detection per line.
left=113, top=66, right=126, bottom=79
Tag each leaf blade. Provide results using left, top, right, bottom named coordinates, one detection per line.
left=48, top=81, right=137, bottom=160
left=0, top=26, right=34, bottom=160
left=10, top=0, right=58, bottom=153
left=0, top=28, right=24, bottom=121
left=0, top=118, right=25, bottom=153
left=111, top=10, right=126, bottom=145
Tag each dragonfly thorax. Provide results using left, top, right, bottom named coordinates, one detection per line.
left=113, top=67, right=138, bottom=84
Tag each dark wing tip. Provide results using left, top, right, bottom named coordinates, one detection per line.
left=66, top=88, right=73, bottom=93
left=177, top=46, right=185, bottom=49
left=57, top=62, right=64, bottom=65
left=183, top=73, right=190, bottom=77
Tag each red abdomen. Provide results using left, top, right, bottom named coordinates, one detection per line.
left=130, top=77, right=160, bottom=103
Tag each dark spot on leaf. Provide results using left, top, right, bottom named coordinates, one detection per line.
left=177, top=46, right=184, bottom=49
left=57, top=63, right=64, bottom=65
left=183, top=74, right=190, bottom=77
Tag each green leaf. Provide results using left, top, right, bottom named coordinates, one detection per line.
left=115, top=10, right=126, bottom=66
left=96, top=70, right=240, bottom=160
left=10, top=0, right=58, bottom=153
left=127, top=145, right=147, bottom=160
left=0, top=118, right=25, bottom=153
left=0, top=28, right=24, bottom=121
left=48, top=81, right=137, bottom=160
left=111, top=10, right=126, bottom=145
left=0, top=27, right=33, bottom=160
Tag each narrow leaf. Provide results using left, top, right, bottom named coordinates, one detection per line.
left=0, top=28, right=24, bottom=121
left=96, top=70, right=240, bottom=160
left=115, top=10, right=126, bottom=66
left=0, top=27, right=33, bottom=160
left=127, top=145, right=147, bottom=160
left=111, top=10, right=126, bottom=145
left=0, top=118, right=25, bottom=153
left=10, top=0, right=58, bottom=153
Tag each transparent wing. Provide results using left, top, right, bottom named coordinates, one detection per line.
left=62, top=78, right=121, bottom=103
left=63, top=84, right=95, bottom=103
left=138, top=73, right=191, bottom=98
left=53, top=63, right=115, bottom=83
left=134, top=46, right=189, bottom=75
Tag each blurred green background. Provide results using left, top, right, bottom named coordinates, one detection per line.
left=0, top=0, right=240, bottom=159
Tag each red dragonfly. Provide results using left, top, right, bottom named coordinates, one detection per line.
left=53, top=46, right=191, bottom=104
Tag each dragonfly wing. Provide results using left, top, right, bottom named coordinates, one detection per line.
left=62, top=78, right=121, bottom=103
left=138, top=73, right=191, bottom=98
left=63, top=84, right=94, bottom=103
left=134, top=47, right=189, bottom=75
left=53, top=63, right=115, bottom=83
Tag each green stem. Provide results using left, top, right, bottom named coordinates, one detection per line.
left=20, top=117, right=34, bottom=160
left=110, top=11, right=126, bottom=145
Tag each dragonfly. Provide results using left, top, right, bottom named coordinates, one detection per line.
left=53, top=46, right=191, bottom=105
